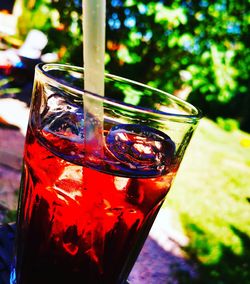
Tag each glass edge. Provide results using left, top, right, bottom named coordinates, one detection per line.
left=35, top=63, right=203, bottom=122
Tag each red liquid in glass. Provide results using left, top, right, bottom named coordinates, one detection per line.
left=15, top=125, right=177, bottom=284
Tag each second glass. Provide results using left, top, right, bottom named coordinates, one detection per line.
left=11, top=63, right=201, bottom=284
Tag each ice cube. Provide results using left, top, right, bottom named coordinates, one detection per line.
left=42, top=93, right=84, bottom=141
left=106, top=124, right=175, bottom=177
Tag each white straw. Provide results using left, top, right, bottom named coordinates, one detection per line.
left=82, top=0, right=106, bottom=161
left=83, top=0, right=106, bottom=97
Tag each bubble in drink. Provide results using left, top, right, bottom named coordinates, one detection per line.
left=106, top=124, right=175, bottom=177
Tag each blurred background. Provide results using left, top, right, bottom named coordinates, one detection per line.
left=0, top=0, right=250, bottom=283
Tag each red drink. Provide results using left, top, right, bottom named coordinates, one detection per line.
left=12, top=63, right=201, bottom=284
left=15, top=123, right=177, bottom=284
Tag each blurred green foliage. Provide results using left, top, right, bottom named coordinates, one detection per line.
left=166, top=118, right=250, bottom=283
left=0, top=78, right=20, bottom=96
left=17, top=0, right=250, bottom=132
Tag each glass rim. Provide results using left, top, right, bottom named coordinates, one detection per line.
left=36, top=63, right=202, bottom=122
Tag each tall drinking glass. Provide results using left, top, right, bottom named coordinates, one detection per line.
left=11, top=63, right=202, bottom=284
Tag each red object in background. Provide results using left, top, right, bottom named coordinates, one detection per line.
left=0, top=64, right=12, bottom=75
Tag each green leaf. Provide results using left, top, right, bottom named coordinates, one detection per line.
left=124, top=0, right=137, bottom=7
left=117, top=46, right=141, bottom=64
left=178, top=33, right=194, bottom=47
